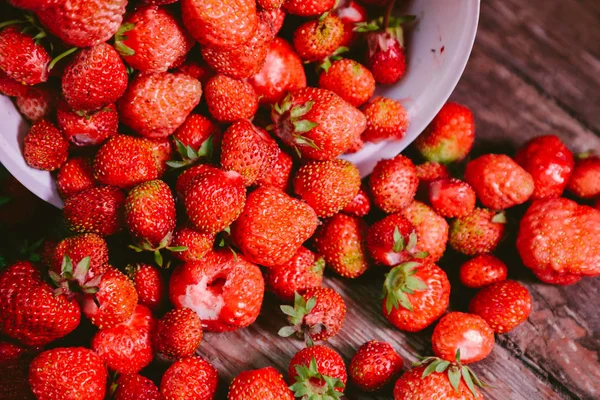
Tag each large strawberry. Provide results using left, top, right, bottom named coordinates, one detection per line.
left=289, top=345, right=347, bottom=398
left=228, top=367, right=294, bottom=400
left=0, top=25, right=50, bottom=85
left=369, top=154, right=419, bottom=213
left=319, top=59, right=375, bottom=108
left=63, top=186, right=126, bottom=236
left=23, top=119, right=69, bottom=171
left=266, top=246, right=324, bottom=302
left=428, top=178, right=476, bottom=218
left=50, top=233, right=109, bottom=280
left=154, top=307, right=203, bottom=359
left=449, top=208, right=506, bottom=255
left=115, top=374, right=161, bottom=400
left=350, top=340, right=403, bottom=392
left=205, top=74, right=259, bottom=122
left=57, top=101, right=118, bottom=147
left=160, top=356, right=219, bottom=400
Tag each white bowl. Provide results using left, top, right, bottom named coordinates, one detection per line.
left=0, top=0, right=479, bottom=208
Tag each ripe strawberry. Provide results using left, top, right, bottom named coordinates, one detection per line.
left=29, top=347, right=107, bottom=400
left=256, top=147, right=294, bottom=191
left=181, top=0, right=257, bottom=49
left=449, top=208, right=506, bottom=255
left=293, top=14, right=345, bottom=62
left=0, top=69, right=28, bottom=97
left=416, top=162, right=450, bottom=182
left=249, top=37, right=307, bottom=105
left=428, top=178, right=476, bottom=218
left=469, top=280, right=532, bottom=333
left=94, top=135, right=159, bottom=189
left=115, top=374, right=161, bottom=400
left=0, top=261, right=80, bottom=346
left=266, top=246, right=324, bottom=301
left=116, top=6, right=194, bottom=72
left=0, top=26, right=50, bottom=85
left=367, top=213, right=420, bottom=267
left=155, top=307, right=203, bottom=359
left=459, top=254, right=507, bottom=289
left=175, top=163, right=214, bottom=197
left=432, top=312, right=494, bottom=364
left=362, top=96, right=409, bottom=143
left=160, top=356, right=218, bottom=399
left=23, top=119, right=68, bottom=171
left=319, top=59, right=375, bottom=107
left=145, top=137, right=173, bottom=177
left=314, top=213, right=369, bottom=278
left=63, top=186, right=126, bottom=236
left=342, top=186, right=371, bottom=217
left=119, top=72, right=201, bottom=138
left=567, top=154, right=600, bottom=199
left=232, top=186, right=319, bottom=266
left=515, top=135, right=574, bottom=200
left=271, top=87, right=366, bottom=160
left=15, top=84, right=57, bottom=122
left=205, top=75, right=259, bottom=123
left=415, top=102, right=475, bottom=163
left=284, top=0, right=336, bottom=16
left=383, top=261, right=450, bottom=332
left=127, top=263, right=166, bottom=311
left=228, top=367, right=293, bottom=400
left=350, top=340, right=403, bottom=392
left=345, top=133, right=365, bottom=153
left=369, top=154, right=419, bottom=213
left=176, top=59, right=214, bottom=84
left=56, top=101, right=118, bottom=146
left=169, top=250, right=265, bottom=332
left=50, top=233, right=109, bottom=279
left=62, top=43, right=128, bottom=111
left=173, top=113, right=220, bottom=161
left=279, top=287, right=346, bottom=343
left=0, top=339, right=36, bottom=400
left=289, top=345, right=347, bottom=397
left=261, top=7, right=285, bottom=35
left=333, top=0, right=367, bottom=46
left=91, top=304, right=156, bottom=374
left=169, top=227, right=215, bottom=262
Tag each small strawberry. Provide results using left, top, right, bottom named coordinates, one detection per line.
left=293, top=14, right=345, bottom=62
left=205, top=74, right=259, bottom=123
left=432, top=312, right=494, bottom=364
left=15, top=84, right=57, bottom=122
left=428, top=178, right=476, bottom=218
left=228, top=367, right=293, bottom=400
left=459, top=254, right=507, bottom=289
left=0, top=69, right=28, bottom=97
left=350, top=340, right=403, bottom=392
left=314, top=213, right=369, bottom=278
left=154, top=307, right=203, bottom=359
left=333, top=0, right=368, bottom=47
left=23, top=119, right=68, bottom=171
left=115, top=374, right=161, bottom=400
left=56, top=101, right=118, bottom=146
left=63, top=186, right=126, bottom=236
left=266, top=246, right=324, bottom=301
left=127, top=263, right=167, bottom=312
left=289, top=345, right=347, bottom=398
left=567, top=154, right=600, bottom=199
left=414, top=102, right=475, bottom=163
left=256, top=147, right=294, bottom=191
left=383, top=261, right=450, bottom=332
left=0, top=25, right=50, bottom=85
left=171, top=113, right=220, bottom=167
left=369, top=154, right=419, bottom=213
left=169, top=227, right=215, bottom=262
left=342, top=185, right=371, bottom=217
left=50, top=233, right=109, bottom=279
left=449, top=208, right=506, bottom=255
left=145, top=137, right=173, bottom=177
left=416, top=162, right=450, bottom=183
left=367, top=213, right=421, bottom=267
left=284, top=0, right=336, bottom=16
left=160, top=356, right=219, bottom=400
left=362, top=96, right=409, bottom=143
left=469, top=280, right=532, bottom=333
left=319, top=58, right=375, bottom=107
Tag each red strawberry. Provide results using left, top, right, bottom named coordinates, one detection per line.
left=0, top=26, right=50, bottom=85
left=383, top=261, right=450, bottom=332
left=369, top=154, right=419, bottom=213
left=284, top=0, right=336, bottom=16
left=289, top=345, right=347, bottom=397
left=363, top=17, right=411, bottom=85
left=205, top=74, right=259, bottom=123
left=266, top=246, right=324, bottom=301
left=154, top=307, right=203, bottom=359
left=232, top=186, right=319, bottom=266
left=428, top=178, right=476, bottom=218
left=169, top=250, right=265, bottom=332
left=261, top=7, right=286, bottom=35
left=176, top=59, right=215, bottom=84
left=50, top=233, right=109, bottom=279
left=115, top=374, right=161, bottom=400
left=350, top=340, right=403, bottom=392
left=342, top=185, right=371, bottom=217
left=94, top=135, right=159, bottom=189
left=160, top=356, right=219, bottom=400
left=29, top=347, right=107, bottom=400
left=449, top=208, right=506, bottom=255
left=23, top=119, right=68, bottom=171
left=279, top=287, right=346, bottom=343
left=459, top=254, right=507, bottom=289
left=256, top=147, right=294, bottom=191
left=92, top=304, right=156, bottom=374
left=56, top=101, right=118, bottom=146
left=567, top=154, right=600, bottom=199
left=228, top=367, right=293, bottom=400
left=362, top=96, right=409, bottom=143
left=271, top=87, right=366, bottom=160
left=415, top=102, right=475, bottom=163
left=127, top=263, right=167, bottom=312
left=469, top=280, right=532, bottom=333
left=258, top=0, right=284, bottom=10
left=293, top=14, right=345, bottom=62
left=432, top=312, right=494, bottom=364
left=0, top=339, right=36, bottom=400
left=15, top=84, right=57, bottom=122
left=345, top=133, right=364, bottom=153
left=175, top=164, right=214, bottom=197
left=515, top=135, right=574, bottom=200
left=314, top=213, right=369, bottom=278
left=0, top=261, right=80, bottom=346
left=172, top=113, right=220, bottom=165
left=116, top=6, right=194, bottom=73
left=416, top=162, right=450, bottom=183
left=334, top=0, right=367, bottom=47
left=0, top=69, right=28, bottom=97
left=119, top=72, right=202, bottom=138
left=145, top=137, right=173, bottom=177
left=367, top=213, right=420, bottom=267
left=63, top=186, right=126, bottom=236
left=169, top=227, right=215, bottom=262
left=62, top=43, right=128, bottom=111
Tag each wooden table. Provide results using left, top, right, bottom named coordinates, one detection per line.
left=194, top=1, right=600, bottom=399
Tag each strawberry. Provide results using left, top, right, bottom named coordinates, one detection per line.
left=469, top=280, right=532, bottom=333
left=63, top=186, right=126, bottom=236
left=175, top=164, right=214, bottom=197
left=334, top=0, right=368, bottom=47
left=279, top=288, right=346, bottom=343
left=314, top=213, right=369, bottom=278
left=262, top=7, right=286, bottom=35
left=0, top=26, right=50, bottom=85
left=369, top=154, right=419, bottom=213
left=271, top=87, right=366, bottom=160
left=232, top=186, right=319, bottom=266
left=249, top=37, right=307, bottom=105
left=94, top=135, right=159, bottom=189
left=266, top=246, right=324, bottom=301
left=169, top=227, right=215, bottom=262
left=91, top=304, right=156, bottom=374
left=383, top=261, right=450, bottom=332
left=119, top=72, right=201, bottom=138
left=62, top=43, right=128, bottom=111
left=115, top=374, right=161, bottom=400
left=169, top=250, right=265, bottom=332
left=465, top=154, right=534, bottom=210
left=154, top=307, right=203, bottom=359
left=289, top=345, right=347, bottom=398
left=116, top=6, right=194, bottom=73
left=56, top=101, right=118, bottom=146
left=23, top=119, right=68, bottom=171
left=228, top=367, right=293, bottom=400
left=432, top=312, right=494, bottom=364
left=284, top=0, right=336, bottom=16
left=319, top=59, right=374, bottom=108
left=0, top=69, right=28, bottom=97
left=258, top=0, right=284, bottom=10
left=181, top=0, right=257, bottom=49
left=362, top=96, right=409, bottom=143
left=345, top=133, right=365, bottom=153
left=176, top=59, right=215, bottom=84
left=414, top=102, right=475, bottom=163
left=29, top=347, right=107, bottom=400
left=50, top=233, right=109, bottom=280
left=126, top=263, right=167, bottom=311
left=0, top=339, right=36, bottom=400
left=515, top=135, right=574, bottom=200
left=449, top=208, right=506, bottom=255
left=293, top=14, right=345, bottom=62
left=342, top=186, right=371, bottom=217
left=367, top=213, right=420, bottom=266
left=416, top=162, right=450, bottom=183
left=15, top=84, right=57, bottom=122
left=205, top=74, right=259, bottom=123
left=428, top=178, right=476, bottom=218
left=350, top=340, right=403, bottom=392
left=160, top=356, right=218, bottom=399
left=567, top=154, right=600, bottom=199
left=517, top=198, right=600, bottom=282
left=0, top=261, right=80, bottom=346
left=256, top=147, right=294, bottom=191
left=172, top=113, right=220, bottom=163
left=459, top=254, right=507, bottom=289
left=145, top=137, right=173, bottom=177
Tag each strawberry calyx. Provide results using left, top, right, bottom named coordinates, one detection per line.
left=272, top=93, right=320, bottom=157
left=312, top=257, right=326, bottom=276
left=166, top=136, right=214, bottom=169
left=114, top=22, right=136, bottom=57
left=278, top=292, right=323, bottom=346
left=129, top=233, right=184, bottom=268
left=48, top=255, right=101, bottom=298
left=317, top=47, right=349, bottom=74
left=289, top=357, right=345, bottom=400
left=393, top=227, right=429, bottom=259
left=383, top=261, right=427, bottom=313
left=490, top=212, right=507, bottom=224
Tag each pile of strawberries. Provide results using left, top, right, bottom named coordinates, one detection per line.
left=1, top=0, right=600, bottom=399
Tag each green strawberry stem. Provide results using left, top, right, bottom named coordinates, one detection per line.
left=289, top=357, right=345, bottom=400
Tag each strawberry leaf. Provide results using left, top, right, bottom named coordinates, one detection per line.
left=48, top=47, right=78, bottom=71
left=422, top=359, right=442, bottom=378
left=290, top=101, right=314, bottom=119
left=393, top=226, right=405, bottom=252
left=278, top=326, right=297, bottom=337
left=435, top=360, right=451, bottom=373
left=293, top=120, right=319, bottom=133
left=448, top=366, right=461, bottom=393
left=462, top=366, right=479, bottom=399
